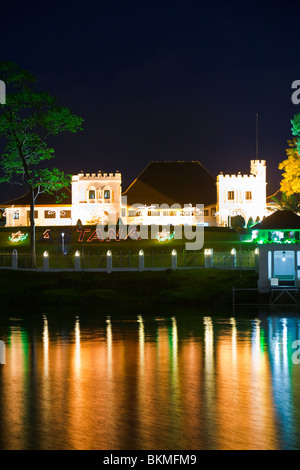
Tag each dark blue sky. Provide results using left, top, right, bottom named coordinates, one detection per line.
left=0, top=0, right=299, bottom=201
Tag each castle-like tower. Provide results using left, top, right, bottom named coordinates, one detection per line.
left=216, top=160, right=267, bottom=227
left=71, top=171, right=122, bottom=225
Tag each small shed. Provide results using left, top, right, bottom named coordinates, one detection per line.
left=252, top=210, right=300, bottom=291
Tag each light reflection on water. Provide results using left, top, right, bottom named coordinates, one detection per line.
left=1, top=311, right=300, bottom=449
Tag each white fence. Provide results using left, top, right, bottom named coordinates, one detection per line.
left=0, top=248, right=258, bottom=272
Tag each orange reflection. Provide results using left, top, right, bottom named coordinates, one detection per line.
left=215, top=318, right=278, bottom=449
left=0, top=314, right=294, bottom=450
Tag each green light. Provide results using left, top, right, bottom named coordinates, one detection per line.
left=156, top=230, right=174, bottom=242
left=9, top=231, right=28, bottom=243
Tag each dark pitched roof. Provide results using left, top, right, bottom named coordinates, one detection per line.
left=253, top=210, right=300, bottom=230
left=1, top=187, right=71, bottom=206
left=123, top=161, right=216, bottom=206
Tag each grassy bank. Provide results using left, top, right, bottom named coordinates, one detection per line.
left=0, top=268, right=258, bottom=310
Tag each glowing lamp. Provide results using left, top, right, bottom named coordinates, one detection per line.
left=282, top=251, right=286, bottom=262
left=43, top=251, right=49, bottom=257
left=172, top=249, right=177, bottom=256
left=139, top=250, right=144, bottom=256
left=75, top=250, right=80, bottom=257
left=107, top=250, right=112, bottom=256
left=231, top=248, right=236, bottom=255
left=204, top=249, right=212, bottom=255
left=255, top=248, right=259, bottom=254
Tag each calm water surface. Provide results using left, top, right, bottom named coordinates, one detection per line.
left=1, top=308, right=300, bottom=450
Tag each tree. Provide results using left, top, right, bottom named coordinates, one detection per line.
left=278, top=138, right=300, bottom=196
left=231, top=215, right=245, bottom=229
left=0, top=62, right=83, bottom=267
left=247, top=216, right=254, bottom=228
left=278, top=113, right=300, bottom=197
left=272, top=192, right=300, bottom=213
left=291, top=113, right=300, bottom=154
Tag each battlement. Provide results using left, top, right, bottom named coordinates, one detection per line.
left=72, top=171, right=121, bottom=181
left=250, top=159, right=266, bottom=166
left=218, top=159, right=266, bottom=181
left=217, top=173, right=256, bottom=180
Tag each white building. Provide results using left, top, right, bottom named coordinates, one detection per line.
left=71, top=171, right=122, bottom=225
left=1, top=160, right=270, bottom=229
left=216, top=160, right=268, bottom=227
left=122, top=161, right=217, bottom=227
left=1, top=171, right=122, bottom=227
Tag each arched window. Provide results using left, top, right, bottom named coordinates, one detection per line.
left=103, top=186, right=112, bottom=200
left=87, top=186, right=96, bottom=201
left=89, top=189, right=96, bottom=199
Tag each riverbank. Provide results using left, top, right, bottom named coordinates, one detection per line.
left=0, top=268, right=258, bottom=309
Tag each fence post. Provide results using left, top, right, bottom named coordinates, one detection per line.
left=231, top=248, right=237, bottom=269
left=107, top=250, right=112, bottom=273
left=75, top=250, right=81, bottom=271
left=139, top=250, right=144, bottom=271
left=12, top=249, right=18, bottom=269
left=255, top=248, right=259, bottom=273
left=172, top=249, right=177, bottom=270
left=204, top=249, right=213, bottom=268
left=0, top=340, right=5, bottom=364
left=43, top=251, right=49, bottom=271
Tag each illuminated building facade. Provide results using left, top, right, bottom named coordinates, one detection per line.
left=216, top=160, right=268, bottom=227
left=71, top=171, right=122, bottom=225
left=1, top=190, right=72, bottom=227
left=122, top=161, right=217, bottom=227
left=1, top=171, right=122, bottom=227
left=1, top=160, right=270, bottom=229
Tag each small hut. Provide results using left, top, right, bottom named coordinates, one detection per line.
left=252, top=210, right=300, bottom=291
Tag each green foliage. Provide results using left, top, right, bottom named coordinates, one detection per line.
left=0, top=61, right=83, bottom=266
left=292, top=113, right=300, bottom=155
left=247, top=217, right=254, bottom=228
left=272, top=192, right=300, bottom=213
left=231, top=215, right=245, bottom=229
left=0, top=61, right=83, bottom=195
left=278, top=114, right=300, bottom=197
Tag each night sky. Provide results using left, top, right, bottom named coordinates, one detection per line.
left=0, top=0, right=299, bottom=202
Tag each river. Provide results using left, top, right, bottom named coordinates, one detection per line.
left=1, top=307, right=300, bottom=450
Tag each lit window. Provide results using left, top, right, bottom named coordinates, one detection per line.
left=227, top=191, right=234, bottom=200
left=89, top=190, right=96, bottom=200
left=60, top=210, right=71, bottom=218
left=45, top=210, right=55, bottom=219
left=13, top=211, right=19, bottom=219
left=245, top=191, right=252, bottom=200
left=104, top=190, right=110, bottom=199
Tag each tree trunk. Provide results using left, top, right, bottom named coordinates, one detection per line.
left=29, top=186, right=37, bottom=268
